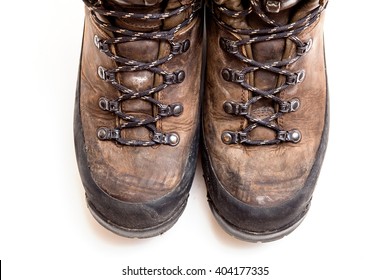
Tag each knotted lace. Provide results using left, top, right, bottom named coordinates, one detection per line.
left=83, top=0, right=201, bottom=146
left=213, top=0, right=326, bottom=145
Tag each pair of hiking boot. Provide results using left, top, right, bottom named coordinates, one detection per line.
left=74, top=0, right=328, bottom=242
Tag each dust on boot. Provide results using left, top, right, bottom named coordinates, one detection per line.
left=74, top=0, right=203, bottom=238
left=202, top=0, right=329, bottom=242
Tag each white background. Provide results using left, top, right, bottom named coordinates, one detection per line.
left=1, top=1, right=389, bottom=279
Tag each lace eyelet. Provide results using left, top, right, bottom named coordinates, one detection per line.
left=221, top=131, right=248, bottom=144
left=279, top=98, right=300, bottom=113
left=220, top=38, right=238, bottom=54
left=222, top=69, right=245, bottom=83
left=153, top=132, right=180, bottom=146
left=265, top=0, right=281, bottom=13
left=289, top=130, right=302, bottom=143
left=164, top=71, right=185, bottom=85
left=287, top=70, right=305, bottom=85
left=223, top=101, right=249, bottom=115
left=167, top=133, right=180, bottom=146
left=97, top=66, right=107, bottom=80
left=297, top=38, right=313, bottom=56
left=98, top=97, right=119, bottom=112
left=158, top=103, right=183, bottom=117
left=97, top=127, right=120, bottom=140
left=93, top=35, right=102, bottom=49
left=171, top=40, right=190, bottom=55
left=277, top=129, right=301, bottom=143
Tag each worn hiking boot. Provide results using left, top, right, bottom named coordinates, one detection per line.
left=202, top=0, right=329, bottom=242
left=74, top=0, right=203, bottom=238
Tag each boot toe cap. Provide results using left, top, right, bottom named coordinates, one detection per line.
left=202, top=146, right=325, bottom=242
left=205, top=172, right=312, bottom=242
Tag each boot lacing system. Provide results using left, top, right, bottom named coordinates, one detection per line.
left=83, top=0, right=201, bottom=146
left=214, top=0, right=326, bottom=145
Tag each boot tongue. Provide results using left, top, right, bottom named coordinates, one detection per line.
left=104, top=0, right=191, bottom=31
left=101, top=0, right=192, bottom=141
left=106, top=0, right=163, bottom=8
left=247, top=1, right=300, bottom=141
left=104, top=0, right=164, bottom=32
left=247, top=1, right=296, bottom=135
left=216, top=0, right=304, bottom=141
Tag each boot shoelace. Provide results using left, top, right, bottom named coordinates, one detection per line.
left=83, top=0, right=201, bottom=146
left=213, top=0, right=326, bottom=146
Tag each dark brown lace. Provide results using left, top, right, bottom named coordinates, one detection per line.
left=83, top=0, right=201, bottom=146
left=213, top=0, right=326, bottom=145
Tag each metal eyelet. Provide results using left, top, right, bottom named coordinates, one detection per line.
left=97, top=66, right=114, bottom=81
left=289, top=98, right=300, bottom=112
left=220, top=38, right=238, bottom=54
left=97, top=127, right=120, bottom=140
left=152, top=132, right=180, bottom=146
left=97, top=66, right=107, bottom=80
left=98, top=97, right=109, bottom=111
left=265, top=0, right=281, bottom=13
left=98, top=97, right=119, bottom=112
left=297, top=38, right=313, bottom=56
left=296, top=70, right=306, bottom=84
left=167, top=133, right=180, bottom=146
left=288, top=129, right=302, bottom=143
left=221, top=131, right=247, bottom=144
left=171, top=103, right=183, bottom=116
left=287, top=70, right=305, bottom=85
left=279, top=98, right=300, bottom=113
left=221, top=131, right=234, bottom=144
left=277, top=129, right=302, bottom=143
left=222, top=69, right=245, bottom=83
left=164, top=71, right=185, bottom=85
left=94, top=35, right=101, bottom=49
left=158, top=103, right=183, bottom=117
left=171, top=40, right=190, bottom=55
left=223, top=101, right=234, bottom=114
left=223, top=101, right=249, bottom=115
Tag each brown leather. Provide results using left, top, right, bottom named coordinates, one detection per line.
left=203, top=0, right=328, bottom=233
left=78, top=0, right=202, bottom=204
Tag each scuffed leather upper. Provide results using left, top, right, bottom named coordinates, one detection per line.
left=79, top=0, right=203, bottom=203
left=204, top=0, right=327, bottom=208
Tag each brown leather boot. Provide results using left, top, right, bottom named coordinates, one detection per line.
left=202, top=0, right=328, bottom=242
left=74, top=0, right=203, bottom=237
